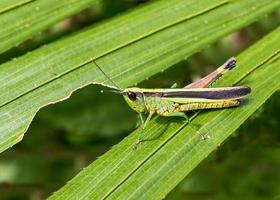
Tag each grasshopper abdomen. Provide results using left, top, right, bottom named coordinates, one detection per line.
left=178, top=99, right=240, bottom=111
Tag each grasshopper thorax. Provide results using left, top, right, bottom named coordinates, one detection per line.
left=123, top=88, right=146, bottom=113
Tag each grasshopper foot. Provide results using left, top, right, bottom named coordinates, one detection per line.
left=195, top=128, right=211, bottom=140
left=197, top=130, right=211, bottom=140
left=133, top=139, right=142, bottom=150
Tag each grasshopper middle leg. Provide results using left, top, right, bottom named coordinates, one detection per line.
left=160, top=111, right=208, bottom=139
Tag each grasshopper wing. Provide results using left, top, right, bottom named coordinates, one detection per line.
left=161, top=86, right=251, bottom=104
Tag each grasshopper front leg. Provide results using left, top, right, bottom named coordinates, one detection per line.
left=143, top=111, right=155, bottom=129
left=134, top=111, right=155, bottom=149
left=138, top=113, right=145, bottom=127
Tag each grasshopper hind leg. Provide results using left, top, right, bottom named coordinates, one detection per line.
left=162, top=111, right=209, bottom=140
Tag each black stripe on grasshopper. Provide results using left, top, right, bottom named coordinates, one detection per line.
left=161, top=87, right=250, bottom=99
left=130, top=86, right=251, bottom=100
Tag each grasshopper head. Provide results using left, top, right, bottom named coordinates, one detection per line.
left=123, top=88, right=146, bottom=113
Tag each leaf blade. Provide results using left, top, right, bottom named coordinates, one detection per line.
left=0, top=0, right=100, bottom=53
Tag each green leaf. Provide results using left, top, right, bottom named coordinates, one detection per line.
left=0, top=0, right=100, bottom=53
left=0, top=0, right=279, bottom=154
left=48, top=27, right=280, bottom=199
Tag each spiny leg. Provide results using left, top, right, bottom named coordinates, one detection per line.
left=162, top=111, right=209, bottom=140
left=184, top=57, right=236, bottom=89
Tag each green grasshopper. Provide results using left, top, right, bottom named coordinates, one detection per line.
left=96, top=57, right=251, bottom=141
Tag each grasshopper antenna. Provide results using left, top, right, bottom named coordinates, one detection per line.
left=94, top=61, right=122, bottom=91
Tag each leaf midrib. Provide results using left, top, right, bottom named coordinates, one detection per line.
left=0, top=0, right=34, bottom=14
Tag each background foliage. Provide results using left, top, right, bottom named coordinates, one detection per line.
left=0, top=0, right=279, bottom=199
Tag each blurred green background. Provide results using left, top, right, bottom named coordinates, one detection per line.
left=0, top=1, right=279, bottom=199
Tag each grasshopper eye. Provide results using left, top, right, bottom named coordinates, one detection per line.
left=127, top=91, right=137, bottom=101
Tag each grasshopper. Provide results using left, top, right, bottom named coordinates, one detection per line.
left=96, top=57, right=251, bottom=141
